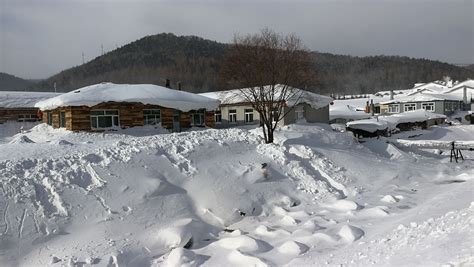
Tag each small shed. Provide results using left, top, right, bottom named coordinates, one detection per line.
left=35, top=83, right=220, bottom=132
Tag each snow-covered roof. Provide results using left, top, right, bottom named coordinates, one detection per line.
left=329, top=104, right=371, bottom=121
left=379, top=93, right=462, bottom=104
left=200, top=85, right=333, bottom=109
left=35, top=83, right=220, bottom=112
left=0, top=91, right=61, bottom=108
left=346, top=109, right=446, bottom=133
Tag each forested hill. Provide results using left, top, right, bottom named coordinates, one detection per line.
left=29, top=33, right=473, bottom=94
left=0, top=73, right=33, bottom=91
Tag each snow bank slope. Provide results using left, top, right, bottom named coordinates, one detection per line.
left=0, top=123, right=472, bottom=266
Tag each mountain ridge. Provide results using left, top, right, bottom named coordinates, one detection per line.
left=3, top=33, right=473, bottom=94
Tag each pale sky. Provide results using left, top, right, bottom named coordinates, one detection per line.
left=1, top=0, right=473, bottom=79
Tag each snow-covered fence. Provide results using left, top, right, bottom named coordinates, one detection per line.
left=391, top=139, right=474, bottom=163
left=391, top=140, right=474, bottom=150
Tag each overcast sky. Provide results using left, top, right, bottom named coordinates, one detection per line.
left=1, top=0, right=473, bottom=79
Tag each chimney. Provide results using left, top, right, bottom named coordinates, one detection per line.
left=165, top=79, right=170, bottom=88
left=370, top=99, right=375, bottom=116
left=177, top=81, right=182, bottom=91
left=390, top=90, right=394, bottom=100
left=463, top=87, right=468, bottom=104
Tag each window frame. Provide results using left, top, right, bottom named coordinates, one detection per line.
left=403, top=103, right=416, bottom=112
left=388, top=104, right=400, bottom=113
left=190, top=110, right=205, bottom=127
left=228, top=109, right=237, bottom=124
left=143, top=109, right=161, bottom=126
left=17, top=114, right=38, bottom=122
left=214, top=110, right=222, bottom=124
left=421, top=102, right=435, bottom=112
left=47, top=112, right=53, bottom=126
left=90, top=109, right=120, bottom=129
left=59, top=111, right=66, bottom=128
left=244, top=109, right=254, bottom=123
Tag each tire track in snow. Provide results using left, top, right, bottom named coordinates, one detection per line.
left=2, top=202, right=9, bottom=236
left=18, top=208, right=27, bottom=239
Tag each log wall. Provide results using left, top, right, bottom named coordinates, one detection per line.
left=41, top=102, right=213, bottom=132
left=0, top=108, right=40, bottom=123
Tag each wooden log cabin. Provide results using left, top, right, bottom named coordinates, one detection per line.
left=35, top=83, right=219, bottom=132
left=0, top=91, right=61, bottom=123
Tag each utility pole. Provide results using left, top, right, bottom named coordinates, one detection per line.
left=54, top=82, right=57, bottom=93
left=101, top=44, right=104, bottom=55
left=82, top=52, right=85, bottom=64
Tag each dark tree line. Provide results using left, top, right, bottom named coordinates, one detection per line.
left=24, top=33, right=473, bottom=94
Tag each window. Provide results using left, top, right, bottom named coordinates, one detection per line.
left=388, top=104, right=400, bottom=113
left=190, top=110, right=205, bottom=126
left=59, top=112, right=66, bottom=128
left=295, top=106, right=304, bottom=121
left=244, top=109, right=254, bottom=123
left=90, top=110, right=119, bottom=129
left=421, top=102, right=434, bottom=112
left=404, top=103, right=416, bottom=112
left=17, top=114, right=38, bottom=122
left=214, top=110, right=222, bottom=124
left=47, top=112, right=53, bottom=125
left=143, top=109, right=161, bottom=125
left=229, top=110, right=237, bottom=123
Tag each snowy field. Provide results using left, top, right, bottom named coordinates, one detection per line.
left=0, top=123, right=473, bottom=266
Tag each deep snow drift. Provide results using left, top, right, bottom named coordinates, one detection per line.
left=0, top=123, right=472, bottom=266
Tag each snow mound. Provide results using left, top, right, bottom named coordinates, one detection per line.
left=277, top=240, right=308, bottom=255
left=212, top=235, right=271, bottom=253
left=328, top=199, right=361, bottom=211
left=8, top=135, right=35, bottom=144
left=227, top=250, right=268, bottom=267
left=358, top=206, right=390, bottom=217
left=381, top=195, right=400, bottom=203
left=51, top=139, right=74, bottom=146
left=163, top=248, right=198, bottom=267
left=156, top=219, right=199, bottom=249
left=338, top=225, right=365, bottom=242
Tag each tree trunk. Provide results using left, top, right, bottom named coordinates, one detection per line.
left=265, top=124, right=274, bottom=144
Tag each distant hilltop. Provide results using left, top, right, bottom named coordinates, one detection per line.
left=2, top=33, right=474, bottom=94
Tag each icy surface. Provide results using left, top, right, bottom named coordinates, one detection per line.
left=0, top=122, right=472, bottom=266
left=35, top=82, right=220, bottom=111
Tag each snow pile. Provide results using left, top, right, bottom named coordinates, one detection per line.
left=346, top=109, right=446, bottom=133
left=0, top=91, right=61, bottom=108
left=0, top=122, right=472, bottom=266
left=200, top=84, right=333, bottom=110
left=8, top=134, right=35, bottom=144
left=35, top=82, right=220, bottom=111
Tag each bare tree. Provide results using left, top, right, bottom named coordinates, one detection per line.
left=221, top=28, right=314, bottom=143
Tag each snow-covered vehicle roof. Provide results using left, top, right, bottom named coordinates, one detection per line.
left=199, top=84, right=333, bottom=109
left=346, top=109, right=446, bottom=133
left=35, top=83, right=220, bottom=112
left=0, top=91, right=61, bottom=108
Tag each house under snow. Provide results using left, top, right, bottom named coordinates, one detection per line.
left=200, top=85, right=333, bottom=128
left=34, top=83, right=220, bottom=131
left=0, top=91, right=61, bottom=123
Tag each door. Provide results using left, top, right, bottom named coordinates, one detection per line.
left=172, top=110, right=181, bottom=132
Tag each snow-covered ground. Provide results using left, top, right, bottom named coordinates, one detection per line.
left=0, top=122, right=473, bottom=266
